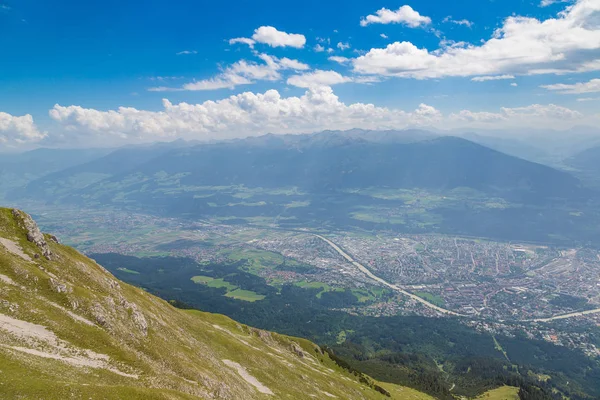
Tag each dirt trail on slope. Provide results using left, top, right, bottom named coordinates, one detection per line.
left=0, top=238, right=32, bottom=261
left=222, top=359, right=274, bottom=395
left=0, top=313, right=137, bottom=378
left=0, top=274, right=16, bottom=285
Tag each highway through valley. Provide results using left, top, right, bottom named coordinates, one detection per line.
left=315, top=234, right=600, bottom=322
left=314, top=234, right=466, bottom=317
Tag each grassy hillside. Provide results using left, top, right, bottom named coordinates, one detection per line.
left=476, top=386, right=519, bottom=400
left=0, top=207, right=432, bottom=399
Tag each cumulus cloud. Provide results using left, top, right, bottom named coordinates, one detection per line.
left=229, top=37, right=256, bottom=48
left=353, top=0, right=600, bottom=79
left=540, top=0, right=571, bottom=7
left=413, top=103, right=443, bottom=123
left=179, top=73, right=254, bottom=91
left=0, top=112, right=46, bottom=146
left=450, top=110, right=507, bottom=123
left=380, top=33, right=389, bottom=39
left=227, top=27, right=306, bottom=49
left=471, top=75, right=515, bottom=82
left=287, top=69, right=381, bottom=88
left=502, top=103, right=583, bottom=119
left=47, top=85, right=590, bottom=147
left=251, top=26, right=306, bottom=48
left=541, top=78, right=600, bottom=94
left=450, top=104, right=583, bottom=125
left=442, top=16, right=474, bottom=27
left=276, top=57, right=310, bottom=70
left=360, top=5, right=432, bottom=28
left=337, top=42, right=351, bottom=50
left=287, top=70, right=352, bottom=88
left=329, top=56, right=351, bottom=64
left=49, top=87, right=449, bottom=145
left=149, top=54, right=309, bottom=92
left=314, top=44, right=325, bottom=52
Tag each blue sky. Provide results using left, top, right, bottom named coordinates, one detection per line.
left=0, top=0, right=599, bottom=148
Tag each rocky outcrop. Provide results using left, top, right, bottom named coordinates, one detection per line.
left=49, top=277, right=71, bottom=294
left=290, top=342, right=305, bottom=358
left=12, top=209, right=53, bottom=260
left=47, top=234, right=60, bottom=244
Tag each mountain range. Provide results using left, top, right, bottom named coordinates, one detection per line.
left=4, top=129, right=600, bottom=246
left=10, top=132, right=587, bottom=203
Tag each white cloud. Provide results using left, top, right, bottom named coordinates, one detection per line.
left=176, top=50, right=197, bottom=55
left=353, top=76, right=382, bottom=84
left=314, top=44, right=325, bottom=52
left=327, top=48, right=335, bottom=54
left=354, top=0, right=600, bottom=79
left=149, top=76, right=184, bottom=81
left=413, top=103, right=443, bottom=123
left=502, top=103, right=583, bottom=119
left=48, top=87, right=593, bottom=146
left=229, top=37, right=256, bottom=48
left=450, top=110, right=507, bottom=123
left=540, top=0, right=571, bottom=7
left=442, top=16, right=474, bottom=27
left=577, top=97, right=600, bottom=101
left=180, top=74, right=254, bottom=91
left=251, top=26, right=306, bottom=48
left=541, top=78, right=600, bottom=94
left=329, top=56, right=351, bottom=64
left=360, top=5, right=432, bottom=28
left=471, top=75, right=515, bottom=82
left=337, top=42, right=351, bottom=51
left=276, top=57, right=310, bottom=70
left=287, top=69, right=381, bottom=88
left=287, top=70, right=352, bottom=88
left=0, top=112, right=46, bottom=146
left=451, top=103, right=583, bottom=124
left=149, top=54, right=308, bottom=92
left=511, top=82, right=518, bottom=86
left=49, top=87, right=443, bottom=144
left=380, top=33, right=389, bottom=39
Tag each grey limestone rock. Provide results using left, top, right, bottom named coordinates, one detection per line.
left=12, top=209, right=53, bottom=260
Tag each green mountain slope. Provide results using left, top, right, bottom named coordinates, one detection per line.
left=0, top=207, right=432, bottom=400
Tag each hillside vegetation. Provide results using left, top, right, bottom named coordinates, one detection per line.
left=0, top=207, right=431, bottom=399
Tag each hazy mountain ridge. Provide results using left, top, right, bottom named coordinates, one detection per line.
left=5, top=131, right=599, bottom=246
left=454, top=127, right=600, bottom=166
left=0, top=148, right=113, bottom=201
left=0, top=207, right=429, bottom=399
left=12, top=141, right=191, bottom=199
left=12, top=134, right=587, bottom=204
left=568, top=145, right=600, bottom=173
